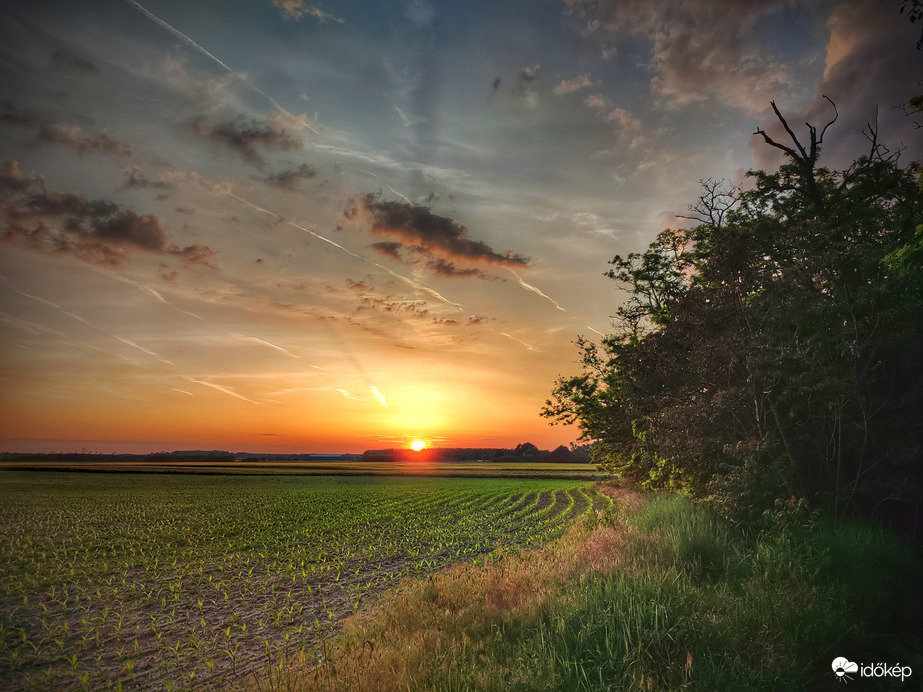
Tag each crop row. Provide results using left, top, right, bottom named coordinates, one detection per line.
left=0, top=472, right=601, bottom=691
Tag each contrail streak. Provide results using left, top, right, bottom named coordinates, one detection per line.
left=186, top=377, right=260, bottom=404
left=336, top=388, right=362, bottom=402
left=500, top=332, right=539, bottom=351
left=586, top=325, right=605, bottom=337
left=231, top=333, right=299, bottom=359
left=125, top=0, right=320, bottom=135
left=170, top=388, right=196, bottom=396
left=387, top=185, right=412, bottom=204
left=16, top=290, right=174, bottom=364
left=223, top=191, right=463, bottom=310
left=369, top=385, right=389, bottom=407
left=507, top=269, right=567, bottom=312
left=113, top=336, right=174, bottom=365
left=88, top=266, right=205, bottom=321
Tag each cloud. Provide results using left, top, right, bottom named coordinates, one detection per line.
left=370, top=241, right=405, bottom=260
left=811, top=0, right=919, bottom=153
left=165, top=243, right=215, bottom=265
left=123, top=167, right=176, bottom=191
left=91, top=210, right=170, bottom=250
left=350, top=194, right=530, bottom=268
left=518, top=64, right=542, bottom=108
left=0, top=101, right=46, bottom=128
left=272, top=0, right=335, bottom=22
left=192, top=115, right=303, bottom=165
left=426, top=258, right=501, bottom=280
left=52, top=50, right=97, bottom=72
left=36, top=124, right=131, bottom=157
left=1, top=161, right=214, bottom=267
left=554, top=74, right=594, bottom=95
left=154, top=54, right=237, bottom=110
left=751, top=0, right=920, bottom=171
left=0, top=160, right=44, bottom=194
left=584, top=94, right=647, bottom=147
left=260, top=163, right=317, bottom=189
left=354, top=294, right=431, bottom=318
left=565, top=0, right=792, bottom=115
left=403, top=0, right=436, bottom=27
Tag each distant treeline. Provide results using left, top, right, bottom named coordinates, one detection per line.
left=0, top=446, right=587, bottom=464
left=0, top=450, right=239, bottom=463
left=360, top=443, right=591, bottom=463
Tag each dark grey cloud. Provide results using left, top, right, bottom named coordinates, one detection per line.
left=426, top=258, right=502, bottom=280
left=0, top=160, right=44, bottom=194
left=261, top=163, right=317, bottom=189
left=1, top=160, right=213, bottom=267
left=52, top=50, right=96, bottom=72
left=0, top=101, right=46, bottom=128
left=369, top=241, right=405, bottom=260
left=192, top=116, right=303, bottom=166
left=351, top=194, right=530, bottom=268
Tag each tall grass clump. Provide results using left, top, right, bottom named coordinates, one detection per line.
left=257, top=489, right=921, bottom=692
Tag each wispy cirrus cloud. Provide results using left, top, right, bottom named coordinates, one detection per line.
left=36, top=123, right=131, bottom=157
left=583, top=94, right=647, bottom=148
left=518, top=64, right=541, bottom=108
left=272, top=0, right=338, bottom=23
left=52, top=50, right=96, bottom=73
left=564, top=0, right=793, bottom=115
left=554, top=74, right=594, bottom=95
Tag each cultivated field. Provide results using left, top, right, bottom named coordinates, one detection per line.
left=0, top=461, right=601, bottom=480
left=0, top=472, right=610, bottom=690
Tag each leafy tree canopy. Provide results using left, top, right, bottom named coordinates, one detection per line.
left=544, top=102, right=923, bottom=529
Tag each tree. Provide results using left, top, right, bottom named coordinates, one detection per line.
left=544, top=102, right=923, bottom=528
left=550, top=445, right=572, bottom=462
left=899, top=0, right=923, bottom=49
left=513, top=442, right=539, bottom=458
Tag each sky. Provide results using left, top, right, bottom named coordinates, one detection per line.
left=0, top=0, right=919, bottom=454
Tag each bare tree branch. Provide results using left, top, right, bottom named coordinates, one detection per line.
left=817, top=95, right=839, bottom=145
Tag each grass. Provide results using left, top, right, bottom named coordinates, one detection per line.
left=271, top=488, right=922, bottom=691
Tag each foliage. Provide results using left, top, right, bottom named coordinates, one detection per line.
left=544, top=109, right=923, bottom=527
left=288, top=493, right=922, bottom=691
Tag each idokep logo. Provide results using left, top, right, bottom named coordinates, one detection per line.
left=832, top=657, right=913, bottom=684
left=832, top=658, right=859, bottom=683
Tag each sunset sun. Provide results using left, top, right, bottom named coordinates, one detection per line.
left=410, top=440, right=427, bottom=452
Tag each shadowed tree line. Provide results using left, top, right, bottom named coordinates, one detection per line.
left=360, top=443, right=589, bottom=463
left=0, top=450, right=239, bottom=463
left=544, top=101, right=923, bottom=534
